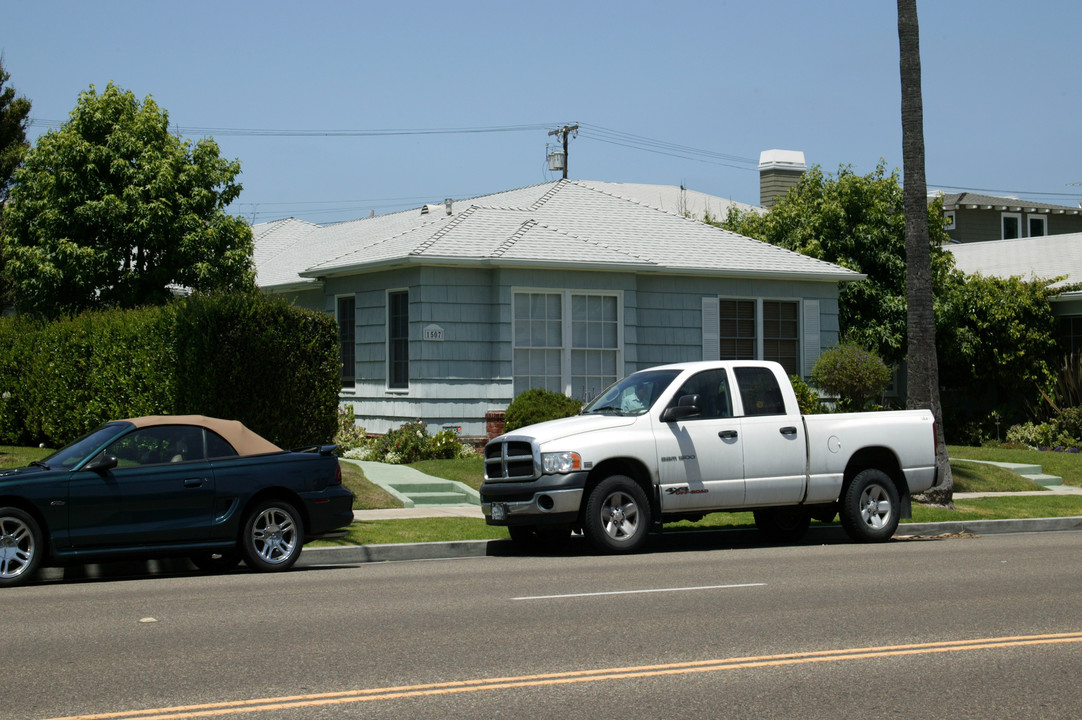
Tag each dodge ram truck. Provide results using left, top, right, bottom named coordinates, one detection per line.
left=481, top=360, right=940, bottom=552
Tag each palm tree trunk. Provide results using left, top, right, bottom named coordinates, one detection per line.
left=898, top=0, right=953, bottom=506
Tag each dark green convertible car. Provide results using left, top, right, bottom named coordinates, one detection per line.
left=0, top=415, right=354, bottom=587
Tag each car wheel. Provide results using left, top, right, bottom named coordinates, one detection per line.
left=241, top=500, right=304, bottom=572
left=190, top=548, right=243, bottom=573
left=583, top=475, right=651, bottom=553
left=753, top=507, right=811, bottom=543
left=840, top=469, right=900, bottom=542
left=0, top=507, right=43, bottom=588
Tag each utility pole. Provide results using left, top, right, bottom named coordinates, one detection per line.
left=548, top=124, right=578, bottom=179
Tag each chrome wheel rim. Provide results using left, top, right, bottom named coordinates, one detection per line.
left=250, top=507, right=298, bottom=565
left=600, top=491, right=640, bottom=542
left=859, top=484, right=893, bottom=530
left=0, top=516, right=35, bottom=580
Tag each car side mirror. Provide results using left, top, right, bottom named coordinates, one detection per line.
left=83, top=454, right=118, bottom=473
left=661, top=394, right=701, bottom=422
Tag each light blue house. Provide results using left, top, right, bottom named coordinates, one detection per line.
left=253, top=179, right=862, bottom=437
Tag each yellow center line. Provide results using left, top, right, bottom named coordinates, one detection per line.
left=41, top=631, right=1082, bottom=720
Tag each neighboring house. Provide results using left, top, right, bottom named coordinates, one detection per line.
left=253, top=179, right=862, bottom=436
left=937, top=192, right=1082, bottom=243
left=946, top=232, right=1082, bottom=351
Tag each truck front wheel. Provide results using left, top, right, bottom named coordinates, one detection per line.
left=840, top=469, right=900, bottom=542
left=584, top=475, right=651, bottom=553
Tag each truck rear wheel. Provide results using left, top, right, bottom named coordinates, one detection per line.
left=840, top=469, right=900, bottom=542
left=584, top=475, right=650, bottom=553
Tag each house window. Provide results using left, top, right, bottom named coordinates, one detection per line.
left=763, top=301, right=799, bottom=374
left=712, top=298, right=801, bottom=375
left=943, top=211, right=956, bottom=231
left=1059, top=317, right=1082, bottom=354
left=336, top=296, right=356, bottom=388
left=1028, top=214, right=1047, bottom=237
left=513, top=290, right=620, bottom=399
left=1002, top=212, right=1022, bottom=240
left=719, top=299, right=756, bottom=361
left=388, top=290, right=409, bottom=389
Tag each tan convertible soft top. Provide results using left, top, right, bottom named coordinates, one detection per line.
left=120, top=415, right=283, bottom=456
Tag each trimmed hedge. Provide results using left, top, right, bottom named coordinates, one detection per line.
left=0, top=294, right=339, bottom=449
left=505, top=387, right=583, bottom=431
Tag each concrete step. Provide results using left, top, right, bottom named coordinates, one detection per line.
left=404, top=491, right=474, bottom=506
left=953, top=458, right=1062, bottom=487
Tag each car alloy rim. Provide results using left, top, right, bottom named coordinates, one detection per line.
left=0, top=516, right=34, bottom=579
left=859, top=484, right=892, bottom=529
left=251, top=507, right=298, bottom=564
left=601, top=491, right=639, bottom=541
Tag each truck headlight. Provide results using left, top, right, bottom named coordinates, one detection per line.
left=541, top=451, right=581, bottom=474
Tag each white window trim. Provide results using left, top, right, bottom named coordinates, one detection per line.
left=386, top=287, right=410, bottom=394
left=1001, top=212, right=1022, bottom=240
left=511, top=287, right=624, bottom=396
left=943, top=211, right=956, bottom=231
left=1027, top=213, right=1048, bottom=237
left=335, top=294, right=357, bottom=391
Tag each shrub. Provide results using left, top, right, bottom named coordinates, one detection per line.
left=810, top=342, right=891, bottom=412
left=504, top=388, right=583, bottom=431
left=348, top=421, right=475, bottom=464
left=0, top=294, right=339, bottom=448
left=789, top=375, right=826, bottom=414
left=335, top=405, right=368, bottom=453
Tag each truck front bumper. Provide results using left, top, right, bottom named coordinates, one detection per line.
left=481, top=471, right=589, bottom=526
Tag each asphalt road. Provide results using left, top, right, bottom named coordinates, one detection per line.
left=8, top=529, right=1082, bottom=719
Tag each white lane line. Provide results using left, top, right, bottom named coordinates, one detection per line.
left=512, top=583, right=766, bottom=601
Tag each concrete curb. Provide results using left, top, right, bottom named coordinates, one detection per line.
left=297, top=516, right=1082, bottom=567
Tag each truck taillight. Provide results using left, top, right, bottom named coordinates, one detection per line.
left=332, top=461, right=343, bottom=486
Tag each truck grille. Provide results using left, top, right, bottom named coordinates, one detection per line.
left=484, top=440, right=537, bottom=481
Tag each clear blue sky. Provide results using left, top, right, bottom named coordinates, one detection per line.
left=6, top=0, right=1081, bottom=224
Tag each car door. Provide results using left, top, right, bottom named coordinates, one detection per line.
left=656, top=368, right=746, bottom=511
left=733, top=366, right=807, bottom=506
left=67, top=424, right=216, bottom=548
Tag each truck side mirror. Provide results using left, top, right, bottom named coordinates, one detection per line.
left=661, top=394, right=701, bottom=422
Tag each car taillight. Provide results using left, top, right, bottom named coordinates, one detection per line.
left=332, top=461, right=343, bottom=486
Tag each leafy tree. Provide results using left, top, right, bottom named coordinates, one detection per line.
left=719, top=162, right=953, bottom=366
left=810, top=342, right=891, bottom=412
left=0, top=57, right=31, bottom=207
left=1, top=83, right=254, bottom=318
left=936, top=273, right=1059, bottom=437
left=899, top=0, right=952, bottom=505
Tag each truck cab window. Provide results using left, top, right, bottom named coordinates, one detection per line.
left=734, top=366, right=785, bottom=416
left=667, top=369, right=733, bottom=419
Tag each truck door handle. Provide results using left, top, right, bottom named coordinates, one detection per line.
left=780, top=426, right=798, bottom=436
left=184, top=478, right=205, bottom=488
left=718, top=430, right=738, bottom=440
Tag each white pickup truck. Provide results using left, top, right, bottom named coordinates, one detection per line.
left=481, top=361, right=940, bottom=552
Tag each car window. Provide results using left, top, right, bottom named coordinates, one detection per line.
left=206, top=430, right=238, bottom=459
left=100, top=425, right=207, bottom=467
left=734, top=367, right=786, bottom=416
left=666, top=369, right=733, bottom=419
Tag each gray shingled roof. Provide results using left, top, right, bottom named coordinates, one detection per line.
left=938, top=192, right=1081, bottom=215
left=252, top=180, right=861, bottom=291
left=946, top=232, right=1082, bottom=289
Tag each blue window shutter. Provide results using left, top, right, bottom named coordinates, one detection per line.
left=803, top=299, right=820, bottom=377
left=702, top=296, right=720, bottom=361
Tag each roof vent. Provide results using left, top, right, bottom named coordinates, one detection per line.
left=444, top=198, right=453, bottom=216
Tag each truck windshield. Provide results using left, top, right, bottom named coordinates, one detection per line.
left=582, top=369, right=681, bottom=416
